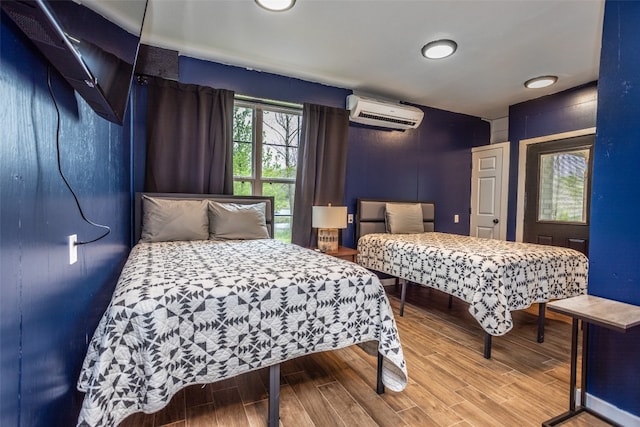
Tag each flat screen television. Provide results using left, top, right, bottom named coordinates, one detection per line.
left=1, top=0, right=148, bottom=125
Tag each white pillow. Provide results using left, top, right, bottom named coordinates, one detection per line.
left=140, top=196, right=209, bottom=242
left=208, top=201, right=270, bottom=240
left=385, top=203, right=424, bottom=234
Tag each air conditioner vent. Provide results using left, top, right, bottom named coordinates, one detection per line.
left=346, top=95, right=424, bottom=130
left=357, top=112, right=418, bottom=127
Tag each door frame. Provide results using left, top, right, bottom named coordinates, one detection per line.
left=470, top=141, right=510, bottom=240
left=515, top=127, right=596, bottom=242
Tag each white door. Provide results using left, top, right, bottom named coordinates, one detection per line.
left=470, top=142, right=509, bottom=239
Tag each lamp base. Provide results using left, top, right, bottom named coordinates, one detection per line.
left=318, top=228, right=339, bottom=253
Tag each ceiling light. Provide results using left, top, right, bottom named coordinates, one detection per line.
left=421, top=39, right=458, bottom=60
left=255, top=0, right=296, bottom=12
left=524, top=75, right=558, bottom=89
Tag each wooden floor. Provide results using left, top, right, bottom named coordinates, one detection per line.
left=120, top=284, right=611, bottom=427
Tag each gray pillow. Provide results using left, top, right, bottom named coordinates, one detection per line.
left=140, top=196, right=209, bottom=242
left=208, top=201, right=270, bottom=240
left=385, top=203, right=424, bottom=234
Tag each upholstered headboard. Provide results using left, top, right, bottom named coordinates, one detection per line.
left=356, top=199, right=435, bottom=241
left=134, top=192, right=275, bottom=243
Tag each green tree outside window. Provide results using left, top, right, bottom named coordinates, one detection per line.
left=232, top=101, right=301, bottom=242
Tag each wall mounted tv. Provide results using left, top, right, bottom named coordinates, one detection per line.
left=1, top=0, right=148, bottom=125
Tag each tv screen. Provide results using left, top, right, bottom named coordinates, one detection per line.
left=1, top=0, right=148, bottom=125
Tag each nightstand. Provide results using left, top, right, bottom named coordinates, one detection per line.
left=313, top=246, right=359, bottom=262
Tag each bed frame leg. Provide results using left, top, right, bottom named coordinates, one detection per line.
left=448, top=295, right=453, bottom=309
left=537, top=302, right=546, bottom=343
left=268, top=364, right=280, bottom=427
left=484, top=333, right=492, bottom=359
left=376, top=352, right=385, bottom=394
left=399, top=279, right=407, bottom=317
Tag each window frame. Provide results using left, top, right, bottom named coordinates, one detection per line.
left=536, top=147, right=591, bottom=225
left=232, top=98, right=302, bottom=241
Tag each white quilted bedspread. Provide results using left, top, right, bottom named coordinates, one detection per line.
left=77, top=239, right=406, bottom=427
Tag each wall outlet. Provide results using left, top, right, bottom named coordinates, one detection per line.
left=68, top=234, right=78, bottom=265
left=454, top=214, right=459, bottom=223
left=347, top=214, right=354, bottom=224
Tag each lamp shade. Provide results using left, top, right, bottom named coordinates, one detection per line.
left=312, top=206, right=347, bottom=229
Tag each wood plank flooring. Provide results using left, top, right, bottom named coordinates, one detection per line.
left=120, top=284, right=612, bottom=427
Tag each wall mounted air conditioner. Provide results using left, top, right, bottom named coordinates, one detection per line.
left=346, top=95, right=424, bottom=130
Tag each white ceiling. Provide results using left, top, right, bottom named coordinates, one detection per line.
left=139, top=0, right=604, bottom=120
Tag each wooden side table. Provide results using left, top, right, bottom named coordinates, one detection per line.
left=543, top=295, right=640, bottom=427
left=311, top=246, right=359, bottom=262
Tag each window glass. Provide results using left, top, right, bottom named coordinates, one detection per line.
left=233, top=106, right=253, bottom=178
left=538, top=149, right=589, bottom=223
left=263, top=182, right=295, bottom=242
left=261, top=110, right=300, bottom=179
left=233, top=181, right=252, bottom=196
left=233, top=101, right=301, bottom=242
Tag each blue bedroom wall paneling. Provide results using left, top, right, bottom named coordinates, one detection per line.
left=416, top=108, right=489, bottom=238
left=179, top=56, right=352, bottom=108
left=506, top=82, right=598, bottom=241
left=343, top=124, right=423, bottom=248
left=587, top=0, right=640, bottom=415
left=342, top=107, right=489, bottom=248
left=1, top=15, right=131, bottom=426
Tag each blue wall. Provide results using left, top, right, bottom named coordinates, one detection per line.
left=587, top=0, right=640, bottom=415
left=344, top=107, right=488, bottom=247
left=174, top=56, right=489, bottom=248
left=1, top=16, right=132, bottom=427
left=507, top=1, right=640, bottom=416
left=507, top=82, right=598, bottom=241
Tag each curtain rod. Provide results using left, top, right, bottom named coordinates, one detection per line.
left=235, top=94, right=302, bottom=110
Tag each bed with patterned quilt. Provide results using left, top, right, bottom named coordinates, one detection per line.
left=355, top=199, right=588, bottom=358
left=76, top=193, right=407, bottom=427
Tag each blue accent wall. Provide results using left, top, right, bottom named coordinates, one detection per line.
left=343, top=108, right=488, bottom=247
left=587, top=0, right=640, bottom=415
left=507, top=1, right=640, bottom=416
left=180, top=57, right=350, bottom=109
left=1, top=15, right=131, bottom=427
left=507, top=82, right=598, bottom=241
left=173, top=56, right=489, bottom=248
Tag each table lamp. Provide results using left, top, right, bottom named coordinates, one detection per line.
left=312, top=204, right=347, bottom=253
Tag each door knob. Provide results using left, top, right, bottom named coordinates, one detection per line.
left=493, top=218, right=499, bottom=224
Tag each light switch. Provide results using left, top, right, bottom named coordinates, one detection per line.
left=347, top=214, right=354, bottom=224
left=68, top=234, right=78, bottom=265
left=454, top=214, right=459, bottom=223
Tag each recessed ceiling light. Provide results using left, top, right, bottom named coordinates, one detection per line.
left=255, top=0, right=296, bottom=12
left=421, top=39, right=458, bottom=60
left=524, top=75, right=558, bottom=89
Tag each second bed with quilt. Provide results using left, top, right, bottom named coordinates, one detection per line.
left=356, top=199, right=588, bottom=358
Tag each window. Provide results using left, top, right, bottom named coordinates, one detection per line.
left=233, top=100, right=302, bottom=242
left=538, top=148, right=590, bottom=223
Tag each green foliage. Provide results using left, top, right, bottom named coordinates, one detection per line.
left=262, top=182, right=294, bottom=213
left=233, top=107, right=253, bottom=177
left=555, top=175, right=586, bottom=221
left=233, top=181, right=252, bottom=196
left=232, top=104, right=301, bottom=242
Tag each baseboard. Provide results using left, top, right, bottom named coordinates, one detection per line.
left=577, top=389, right=640, bottom=426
